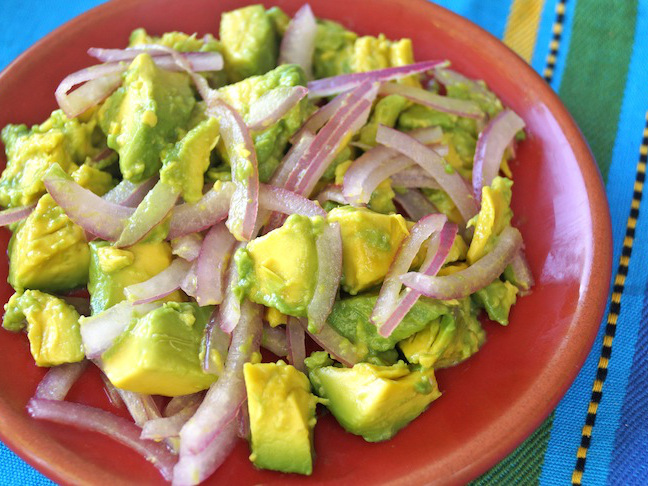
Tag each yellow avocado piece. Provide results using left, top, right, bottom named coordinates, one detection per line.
left=244, top=361, right=318, bottom=475
left=309, top=361, right=440, bottom=442
left=327, top=206, right=409, bottom=295
left=71, top=164, right=115, bottom=196
left=265, top=307, right=287, bottom=327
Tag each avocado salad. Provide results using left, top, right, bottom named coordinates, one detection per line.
left=0, top=3, right=533, bottom=484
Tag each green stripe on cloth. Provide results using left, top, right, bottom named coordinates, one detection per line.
left=557, top=0, right=638, bottom=180
left=472, top=414, right=554, bottom=485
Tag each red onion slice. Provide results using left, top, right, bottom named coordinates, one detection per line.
left=393, top=189, right=439, bottom=221
left=88, top=47, right=224, bottom=72
left=124, top=258, right=192, bottom=305
left=246, top=86, right=308, bottom=132
left=371, top=213, right=447, bottom=334
left=27, top=399, right=176, bottom=481
left=141, top=401, right=201, bottom=441
left=80, top=301, right=161, bottom=359
left=195, top=224, right=236, bottom=306
left=271, top=132, right=315, bottom=188
left=207, top=100, right=259, bottom=241
left=290, top=92, right=346, bottom=143
left=236, top=400, right=251, bottom=440
left=509, top=250, right=535, bottom=294
left=101, top=373, right=126, bottom=409
left=167, top=182, right=235, bottom=240
left=297, top=318, right=363, bottom=368
left=179, top=300, right=261, bottom=456
left=472, top=109, right=525, bottom=202
left=258, top=183, right=326, bottom=217
left=391, top=166, right=441, bottom=190
left=376, top=125, right=478, bottom=222
left=286, top=317, right=307, bottom=373
left=44, top=175, right=135, bottom=241
left=115, top=388, right=162, bottom=427
left=103, top=177, right=158, bottom=207
left=202, top=309, right=233, bottom=374
left=34, top=361, right=88, bottom=401
left=261, top=324, right=289, bottom=357
left=307, top=60, right=449, bottom=98
left=115, top=181, right=180, bottom=248
left=55, top=64, right=125, bottom=118
left=0, top=203, right=36, bottom=226
left=378, top=222, right=457, bottom=337
left=165, top=393, right=204, bottom=418
left=278, top=4, right=317, bottom=78
left=379, top=82, right=483, bottom=119
left=401, top=226, right=523, bottom=299
left=307, top=222, right=343, bottom=333
left=316, top=185, right=348, bottom=206
left=171, top=233, right=203, bottom=262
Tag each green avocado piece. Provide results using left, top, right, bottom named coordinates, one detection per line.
left=235, top=214, right=324, bottom=318
left=473, top=279, right=518, bottom=326
left=309, top=361, right=441, bottom=442
left=244, top=361, right=318, bottom=475
left=312, top=20, right=357, bottom=79
left=3, top=290, right=83, bottom=367
left=88, top=240, right=180, bottom=314
left=359, top=94, right=409, bottom=147
left=266, top=6, right=291, bottom=36
left=98, top=53, right=195, bottom=182
left=71, top=163, right=116, bottom=196
left=0, top=109, right=105, bottom=208
left=219, top=5, right=278, bottom=83
left=101, top=302, right=218, bottom=396
left=160, top=117, right=220, bottom=203
left=8, top=194, right=89, bottom=292
left=217, top=64, right=310, bottom=182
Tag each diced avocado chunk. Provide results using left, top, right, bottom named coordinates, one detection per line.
left=235, top=214, right=324, bottom=318
left=359, top=94, right=409, bottom=147
left=3, top=290, right=83, bottom=367
left=88, top=240, right=182, bottom=314
left=244, top=361, right=318, bottom=475
left=101, top=302, right=218, bottom=396
left=98, top=54, right=195, bottom=182
left=309, top=361, right=441, bottom=442
left=8, top=194, right=89, bottom=292
left=71, top=163, right=115, bottom=196
left=160, top=117, right=220, bottom=203
left=0, top=109, right=105, bottom=208
left=473, top=279, right=518, bottom=326
left=219, top=5, right=278, bottom=83
left=398, top=298, right=486, bottom=369
left=217, top=64, right=310, bottom=182
left=327, top=206, right=410, bottom=294
left=367, top=179, right=396, bottom=214
left=266, top=6, right=291, bottom=36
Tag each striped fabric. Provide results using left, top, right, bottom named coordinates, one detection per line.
left=0, top=0, right=647, bottom=484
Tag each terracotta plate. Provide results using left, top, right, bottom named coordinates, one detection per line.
left=0, top=0, right=612, bottom=484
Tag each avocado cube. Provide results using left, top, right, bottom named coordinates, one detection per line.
left=101, top=302, right=217, bottom=396
left=3, top=290, right=83, bottom=367
left=309, top=361, right=441, bottom=442
left=219, top=5, right=278, bottom=83
left=327, top=206, right=410, bottom=295
left=8, top=194, right=89, bottom=292
left=71, top=164, right=115, bottom=196
left=244, top=361, right=318, bottom=475
left=473, top=279, right=518, bottom=326
left=98, top=54, right=195, bottom=182
left=88, top=240, right=181, bottom=314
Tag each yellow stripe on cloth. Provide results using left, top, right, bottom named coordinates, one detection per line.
left=503, top=0, right=546, bottom=62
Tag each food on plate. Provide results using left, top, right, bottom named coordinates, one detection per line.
left=0, top=3, right=532, bottom=484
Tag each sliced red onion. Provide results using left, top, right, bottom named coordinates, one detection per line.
left=378, top=222, right=457, bottom=337
left=509, top=250, right=535, bottom=294
left=141, top=401, right=200, bottom=441
left=307, top=60, right=449, bottom=98
left=401, top=226, right=523, bottom=298
left=80, top=301, right=160, bottom=359
left=115, top=389, right=162, bottom=427
left=391, top=166, right=441, bottom=189
left=307, top=222, right=342, bottom=333
left=179, top=300, right=261, bottom=456
left=103, top=177, right=158, bottom=207
left=124, top=258, right=192, bottom=305
left=115, top=181, right=180, bottom=248
left=28, top=399, right=176, bottom=481
left=171, top=233, right=203, bottom=262
left=261, top=324, right=289, bottom=357
left=207, top=100, right=259, bottom=241
left=165, top=393, right=204, bottom=418
left=0, top=203, right=36, bottom=226
left=290, top=92, right=346, bottom=144
left=195, top=224, right=236, bottom=306
left=271, top=131, right=316, bottom=188
left=286, top=317, right=307, bottom=373
left=393, top=189, right=439, bottom=221
left=298, top=318, right=363, bottom=368
left=278, top=4, right=317, bottom=78
left=101, top=373, right=125, bottom=409
left=180, top=263, right=198, bottom=298
left=316, top=185, right=348, bottom=206
left=202, top=309, right=233, bottom=374
left=246, top=86, right=308, bottom=132
left=236, top=400, right=250, bottom=440
left=379, top=82, right=483, bottom=119
left=55, top=63, right=125, bottom=118
left=371, top=213, right=447, bottom=333
left=472, top=109, right=525, bottom=202
left=376, top=125, right=478, bottom=222
left=34, top=361, right=88, bottom=401
left=167, top=182, right=235, bottom=240
left=44, top=175, right=135, bottom=241
left=88, top=47, right=224, bottom=72
left=259, top=183, right=326, bottom=217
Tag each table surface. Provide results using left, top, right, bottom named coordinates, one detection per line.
left=1, top=0, right=647, bottom=485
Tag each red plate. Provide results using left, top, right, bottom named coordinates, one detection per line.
left=0, top=0, right=612, bottom=484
